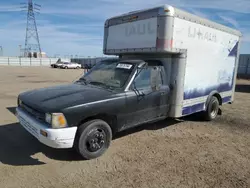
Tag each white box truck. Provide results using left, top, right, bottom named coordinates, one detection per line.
left=16, top=4, right=242, bottom=159
left=103, top=4, right=242, bottom=118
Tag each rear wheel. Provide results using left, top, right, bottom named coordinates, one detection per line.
left=74, top=119, right=112, bottom=160
left=203, top=96, right=219, bottom=121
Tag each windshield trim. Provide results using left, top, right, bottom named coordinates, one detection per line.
left=124, top=61, right=147, bottom=91
left=78, top=59, right=139, bottom=91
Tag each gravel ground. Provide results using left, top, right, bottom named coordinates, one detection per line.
left=0, top=66, right=249, bottom=188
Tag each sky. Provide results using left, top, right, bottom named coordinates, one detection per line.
left=0, top=0, right=249, bottom=57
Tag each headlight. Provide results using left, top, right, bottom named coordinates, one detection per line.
left=46, top=113, right=68, bottom=129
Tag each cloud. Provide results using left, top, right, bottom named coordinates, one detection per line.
left=0, top=5, right=21, bottom=12
left=0, top=0, right=250, bottom=57
left=38, top=0, right=250, bottom=55
left=241, top=32, right=250, bottom=42
left=0, top=18, right=104, bottom=57
left=187, top=8, right=211, bottom=19
left=41, top=0, right=250, bottom=15
left=218, top=15, right=240, bottom=29
left=169, top=0, right=250, bottom=14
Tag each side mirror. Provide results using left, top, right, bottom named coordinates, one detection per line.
left=150, top=67, right=161, bottom=91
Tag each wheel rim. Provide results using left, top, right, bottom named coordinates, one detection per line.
left=86, top=129, right=106, bottom=152
left=210, top=100, right=219, bottom=118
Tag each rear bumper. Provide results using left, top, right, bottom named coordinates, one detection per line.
left=16, top=107, right=77, bottom=149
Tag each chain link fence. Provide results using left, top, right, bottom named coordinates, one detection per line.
left=0, top=56, right=118, bottom=69
left=1, top=55, right=249, bottom=79
left=0, top=57, right=70, bottom=66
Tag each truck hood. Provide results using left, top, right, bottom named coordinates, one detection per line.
left=18, top=83, right=117, bottom=112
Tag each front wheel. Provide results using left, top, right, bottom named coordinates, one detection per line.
left=203, top=96, right=219, bottom=121
left=74, top=119, right=112, bottom=160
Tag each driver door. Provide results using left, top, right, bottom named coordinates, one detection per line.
left=122, top=63, right=170, bottom=129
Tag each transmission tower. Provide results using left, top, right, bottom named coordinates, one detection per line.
left=21, top=0, right=42, bottom=57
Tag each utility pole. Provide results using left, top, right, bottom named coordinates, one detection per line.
left=19, top=45, right=22, bottom=57
left=0, top=46, right=2, bottom=56
left=21, top=0, right=42, bottom=58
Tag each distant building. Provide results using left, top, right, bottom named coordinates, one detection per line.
left=40, top=52, right=47, bottom=58
left=25, top=51, right=47, bottom=58
left=238, top=54, right=250, bottom=78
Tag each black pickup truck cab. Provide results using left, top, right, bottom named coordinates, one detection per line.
left=16, top=58, right=171, bottom=159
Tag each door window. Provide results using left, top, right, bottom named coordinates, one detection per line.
left=133, top=66, right=163, bottom=89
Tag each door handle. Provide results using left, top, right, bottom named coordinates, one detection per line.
left=161, top=92, right=166, bottom=95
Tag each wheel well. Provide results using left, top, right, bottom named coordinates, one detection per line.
left=78, top=114, right=117, bottom=134
left=213, top=93, right=222, bottom=105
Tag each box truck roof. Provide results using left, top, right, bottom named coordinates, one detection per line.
left=103, top=4, right=242, bottom=55
left=105, top=4, right=242, bottom=37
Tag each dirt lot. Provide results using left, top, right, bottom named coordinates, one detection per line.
left=0, top=66, right=249, bottom=188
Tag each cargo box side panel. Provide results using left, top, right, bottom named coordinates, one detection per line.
left=172, top=17, right=240, bottom=116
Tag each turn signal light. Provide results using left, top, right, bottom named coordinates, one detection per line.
left=40, top=130, right=48, bottom=137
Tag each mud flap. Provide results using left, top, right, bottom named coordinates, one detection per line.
left=218, top=108, right=222, bottom=115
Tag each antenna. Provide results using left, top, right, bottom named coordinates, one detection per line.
left=21, top=0, right=42, bottom=57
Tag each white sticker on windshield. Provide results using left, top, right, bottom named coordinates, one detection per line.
left=116, top=63, right=132, bottom=69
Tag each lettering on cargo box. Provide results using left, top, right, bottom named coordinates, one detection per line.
left=125, top=22, right=156, bottom=37
left=188, top=27, right=217, bottom=42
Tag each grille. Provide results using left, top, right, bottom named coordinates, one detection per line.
left=20, top=103, right=45, bottom=122
left=19, top=115, right=39, bottom=138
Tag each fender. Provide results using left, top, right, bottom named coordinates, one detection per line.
left=204, top=90, right=222, bottom=111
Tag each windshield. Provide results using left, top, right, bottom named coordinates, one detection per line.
left=78, top=60, right=135, bottom=89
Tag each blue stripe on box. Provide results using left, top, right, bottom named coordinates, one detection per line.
left=184, top=83, right=233, bottom=100
left=182, top=96, right=232, bottom=116
left=228, top=41, right=239, bottom=57
left=182, top=103, right=205, bottom=116
left=222, top=96, right=231, bottom=103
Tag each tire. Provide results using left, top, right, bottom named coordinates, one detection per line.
left=74, top=119, right=112, bottom=160
left=76, top=66, right=80, bottom=69
left=65, top=66, right=68, bottom=69
left=203, top=96, right=220, bottom=121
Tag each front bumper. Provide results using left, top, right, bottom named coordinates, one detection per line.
left=16, top=107, right=77, bottom=149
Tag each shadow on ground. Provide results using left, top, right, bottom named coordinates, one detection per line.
left=1, top=107, right=83, bottom=166
left=0, top=121, right=83, bottom=166
left=2, top=106, right=202, bottom=166
left=114, top=118, right=182, bottom=140
left=235, top=84, right=250, bottom=93
left=113, top=111, right=206, bottom=140
left=7, top=107, right=16, bottom=115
